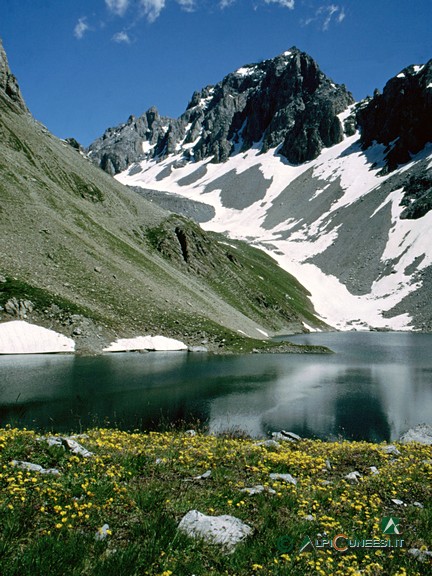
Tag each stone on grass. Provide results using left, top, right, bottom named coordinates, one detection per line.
left=194, top=470, right=212, bottom=480
left=391, top=498, right=405, bottom=506
left=39, top=436, right=93, bottom=457
left=369, top=466, right=379, bottom=475
left=95, top=524, right=110, bottom=541
left=255, top=440, right=281, bottom=450
left=400, top=424, right=432, bottom=445
left=271, top=430, right=301, bottom=442
left=178, top=510, right=252, bottom=553
left=408, top=548, right=432, bottom=562
left=240, top=484, right=276, bottom=495
left=381, top=444, right=401, bottom=455
left=269, top=473, right=297, bottom=485
left=345, top=471, right=362, bottom=482
left=11, top=460, right=60, bottom=475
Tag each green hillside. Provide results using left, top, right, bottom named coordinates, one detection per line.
left=0, top=45, right=327, bottom=354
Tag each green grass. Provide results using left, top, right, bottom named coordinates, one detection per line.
left=0, top=277, right=95, bottom=315
left=145, top=215, right=327, bottom=333
left=0, top=276, right=96, bottom=319
left=0, top=428, right=430, bottom=575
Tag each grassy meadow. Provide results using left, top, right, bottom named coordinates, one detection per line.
left=0, top=427, right=431, bottom=575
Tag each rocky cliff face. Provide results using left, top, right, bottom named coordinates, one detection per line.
left=88, top=48, right=353, bottom=173
left=0, top=39, right=27, bottom=112
left=357, top=60, right=432, bottom=172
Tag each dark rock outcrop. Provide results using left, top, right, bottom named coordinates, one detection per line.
left=357, top=60, right=432, bottom=172
left=399, top=173, right=432, bottom=219
left=0, top=38, right=27, bottom=112
left=88, top=48, right=353, bottom=173
left=87, top=107, right=182, bottom=175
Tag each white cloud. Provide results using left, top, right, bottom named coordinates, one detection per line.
left=105, top=0, right=130, bottom=16
left=303, top=4, right=346, bottom=31
left=219, top=0, right=236, bottom=7
left=264, top=0, right=295, bottom=9
left=139, top=0, right=166, bottom=22
left=176, top=0, right=196, bottom=12
left=74, top=17, right=90, bottom=39
left=112, top=31, right=131, bottom=43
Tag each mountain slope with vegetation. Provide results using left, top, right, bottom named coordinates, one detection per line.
left=0, top=39, right=326, bottom=354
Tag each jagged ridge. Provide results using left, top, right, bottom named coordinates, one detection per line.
left=357, top=60, right=432, bottom=172
left=0, top=38, right=27, bottom=113
left=88, top=47, right=353, bottom=174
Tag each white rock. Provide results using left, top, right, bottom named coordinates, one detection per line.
left=185, top=429, right=197, bottom=437
left=41, top=436, right=93, bottom=458
left=11, top=460, right=60, bottom=475
left=269, top=473, right=297, bottom=485
left=345, top=471, right=362, bottom=482
left=62, top=437, right=93, bottom=458
left=42, top=437, right=64, bottom=449
left=369, top=466, right=379, bottom=475
left=400, top=424, right=432, bottom=445
left=194, top=470, right=212, bottom=480
left=325, top=459, right=332, bottom=470
left=271, top=430, right=301, bottom=442
left=408, top=548, right=432, bottom=562
left=188, top=346, right=208, bottom=353
left=178, top=510, right=252, bottom=552
left=304, top=514, right=315, bottom=521
left=381, top=445, right=401, bottom=455
left=413, top=501, right=424, bottom=508
left=95, top=523, right=110, bottom=541
left=103, top=335, right=187, bottom=352
left=391, top=498, right=405, bottom=506
left=240, top=484, right=276, bottom=495
left=255, top=440, right=281, bottom=449
left=0, top=320, right=75, bottom=354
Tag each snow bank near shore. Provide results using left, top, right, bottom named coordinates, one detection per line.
left=103, top=335, right=187, bottom=353
left=0, top=320, right=75, bottom=354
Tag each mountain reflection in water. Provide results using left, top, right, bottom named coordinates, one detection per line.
left=0, top=332, right=431, bottom=442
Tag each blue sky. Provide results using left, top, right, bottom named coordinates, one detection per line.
left=1, top=1, right=430, bottom=146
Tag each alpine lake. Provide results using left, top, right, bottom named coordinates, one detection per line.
left=1, top=332, right=431, bottom=442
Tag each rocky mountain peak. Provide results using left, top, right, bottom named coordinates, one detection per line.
left=0, top=38, right=27, bottom=112
left=357, top=59, right=432, bottom=172
left=88, top=48, right=354, bottom=173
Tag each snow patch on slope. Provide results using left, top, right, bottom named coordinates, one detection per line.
left=103, top=335, right=187, bottom=353
left=0, top=321, right=75, bottom=354
left=117, top=130, right=431, bottom=332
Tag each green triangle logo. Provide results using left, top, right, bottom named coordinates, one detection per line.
left=299, top=535, right=315, bottom=553
left=381, top=517, right=401, bottom=535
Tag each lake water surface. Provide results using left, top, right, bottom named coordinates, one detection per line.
left=1, top=332, right=431, bottom=441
